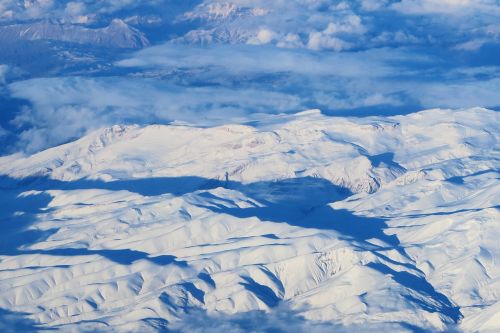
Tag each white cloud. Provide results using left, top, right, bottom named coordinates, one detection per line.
left=360, top=0, right=388, bottom=11
left=173, top=0, right=500, bottom=53
left=177, top=1, right=371, bottom=50
left=276, top=33, right=303, bottom=48
left=116, top=44, right=397, bottom=78
left=7, top=75, right=303, bottom=152
left=323, top=15, right=365, bottom=35
left=454, top=39, right=487, bottom=51
left=0, top=64, right=8, bottom=85
left=304, top=14, right=366, bottom=51
left=0, top=0, right=164, bottom=24
left=247, top=28, right=275, bottom=45
left=65, top=1, right=84, bottom=15
left=392, top=0, right=500, bottom=14
left=307, top=32, right=351, bottom=51
left=8, top=40, right=500, bottom=153
left=417, top=77, right=500, bottom=108
left=0, top=0, right=498, bottom=56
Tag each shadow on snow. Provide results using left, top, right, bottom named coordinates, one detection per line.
left=0, top=174, right=462, bottom=324
left=0, top=176, right=187, bottom=266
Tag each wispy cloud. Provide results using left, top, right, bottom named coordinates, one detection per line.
left=392, top=0, right=500, bottom=14
left=8, top=75, right=303, bottom=152
left=6, top=42, right=499, bottom=153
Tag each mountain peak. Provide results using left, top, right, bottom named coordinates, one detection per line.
left=108, top=18, right=128, bottom=29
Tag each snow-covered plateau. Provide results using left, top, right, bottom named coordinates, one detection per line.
left=0, top=107, right=499, bottom=332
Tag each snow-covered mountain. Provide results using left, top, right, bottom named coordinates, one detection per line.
left=0, top=1, right=499, bottom=332
left=0, top=19, right=150, bottom=49
left=0, top=107, right=498, bottom=332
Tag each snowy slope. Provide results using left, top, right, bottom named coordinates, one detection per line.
left=0, top=108, right=499, bottom=332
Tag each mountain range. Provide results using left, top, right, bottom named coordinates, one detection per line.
left=0, top=107, right=498, bottom=332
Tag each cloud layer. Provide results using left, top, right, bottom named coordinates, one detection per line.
left=5, top=42, right=499, bottom=153
left=169, top=305, right=422, bottom=333
left=0, top=1, right=499, bottom=154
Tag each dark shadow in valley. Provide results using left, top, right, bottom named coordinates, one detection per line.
left=0, top=174, right=462, bottom=323
left=368, top=152, right=406, bottom=171
left=0, top=176, right=187, bottom=267
left=0, top=174, right=220, bottom=197
left=445, top=168, right=499, bottom=185
left=3, top=175, right=400, bottom=248
left=399, top=206, right=500, bottom=219
left=240, top=276, right=280, bottom=308
left=0, top=186, right=56, bottom=255
left=0, top=308, right=51, bottom=333
left=201, top=177, right=400, bottom=248
left=368, top=263, right=461, bottom=322
left=5, top=247, right=187, bottom=267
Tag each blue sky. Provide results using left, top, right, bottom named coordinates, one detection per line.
left=0, top=0, right=499, bottom=153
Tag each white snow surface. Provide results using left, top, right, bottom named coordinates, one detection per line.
left=0, top=107, right=499, bottom=332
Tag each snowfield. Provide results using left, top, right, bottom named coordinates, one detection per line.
left=0, top=107, right=499, bottom=332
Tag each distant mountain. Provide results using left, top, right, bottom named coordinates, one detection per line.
left=0, top=19, right=150, bottom=49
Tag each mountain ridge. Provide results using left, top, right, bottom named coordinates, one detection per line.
left=0, top=19, right=150, bottom=49
left=0, top=107, right=498, bottom=332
